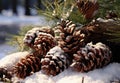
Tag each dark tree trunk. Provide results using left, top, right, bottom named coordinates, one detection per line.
left=37, top=0, right=41, bottom=9
left=0, top=0, right=2, bottom=13
left=12, top=0, right=17, bottom=15
left=25, top=0, right=31, bottom=15
left=37, top=0, right=45, bottom=10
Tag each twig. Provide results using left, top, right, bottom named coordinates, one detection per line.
left=82, top=77, right=84, bottom=83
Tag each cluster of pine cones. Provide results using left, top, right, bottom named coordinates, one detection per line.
left=0, top=0, right=118, bottom=81
left=11, top=19, right=112, bottom=79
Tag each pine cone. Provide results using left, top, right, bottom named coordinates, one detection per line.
left=41, top=46, right=71, bottom=76
left=33, top=32, right=57, bottom=55
left=76, top=0, right=99, bottom=19
left=71, top=42, right=112, bottom=72
left=23, top=26, right=55, bottom=47
left=24, top=27, right=57, bottom=55
left=13, top=53, right=42, bottom=78
left=54, top=19, right=85, bottom=55
left=0, top=68, right=12, bottom=82
left=80, top=18, right=120, bottom=63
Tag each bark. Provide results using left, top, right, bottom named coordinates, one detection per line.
left=0, top=0, right=2, bottom=13
left=37, top=0, right=45, bottom=10
left=12, top=0, right=17, bottom=15
left=25, top=0, right=31, bottom=15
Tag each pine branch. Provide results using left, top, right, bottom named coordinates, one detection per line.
left=38, top=0, right=77, bottom=21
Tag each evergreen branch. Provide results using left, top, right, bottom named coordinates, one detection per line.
left=38, top=0, right=77, bottom=21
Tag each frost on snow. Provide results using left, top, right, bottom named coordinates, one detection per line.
left=0, top=52, right=120, bottom=83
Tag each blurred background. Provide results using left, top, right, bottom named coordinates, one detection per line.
left=0, top=0, right=120, bottom=59
left=0, top=0, right=47, bottom=59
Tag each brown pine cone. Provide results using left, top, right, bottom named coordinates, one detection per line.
left=33, top=32, right=57, bottom=55
left=76, top=0, right=99, bottom=19
left=13, top=53, right=42, bottom=78
left=54, top=19, right=85, bottom=55
left=0, top=68, right=12, bottom=82
left=41, top=46, right=71, bottom=76
left=23, top=26, right=55, bottom=47
left=24, top=27, right=57, bottom=55
left=80, top=18, right=120, bottom=63
left=71, top=42, right=112, bottom=72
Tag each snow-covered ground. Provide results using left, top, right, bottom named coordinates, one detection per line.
left=0, top=44, right=16, bottom=59
left=0, top=52, right=120, bottom=83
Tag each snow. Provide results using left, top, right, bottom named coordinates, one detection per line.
left=0, top=15, right=48, bottom=26
left=0, top=51, right=29, bottom=71
left=0, top=52, right=120, bottom=83
left=96, top=18, right=114, bottom=22
left=0, top=44, right=16, bottom=59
